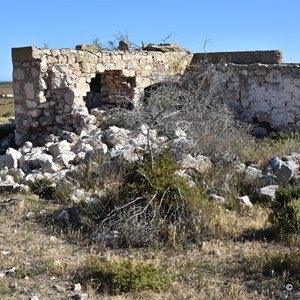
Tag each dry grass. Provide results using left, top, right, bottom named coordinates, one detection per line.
left=236, top=133, right=300, bottom=165
left=0, top=191, right=298, bottom=299
left=0, top=82, right=12, bottom=95
left=0, top=82, right=14, bottom=124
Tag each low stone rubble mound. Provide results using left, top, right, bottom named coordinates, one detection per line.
left=0, top=112, right=299, bottom=215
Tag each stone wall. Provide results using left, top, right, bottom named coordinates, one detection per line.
left=12, top=46, right=192, bottom=145
left=193, top=50, right=282, bottom=65
left=11, top=46, right=300, bottom=146
left=223, top=63, right=300, bottom=131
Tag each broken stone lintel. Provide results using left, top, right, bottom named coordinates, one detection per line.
left=12, top=46, right=42, bottom=63
left=75, top=44, right=98, bottom=51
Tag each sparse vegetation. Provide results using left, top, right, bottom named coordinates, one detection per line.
left=92, top=31, right=140, bottom=51
left=70, top=152, right=126, bottom=192
left=77, top=152, right=219, bottom=247
left=29, top=178, right=56, bottom=200
left=83, top=256, right=170, bottom=294
left=236, top=132, right=300, bottom=165
left=269, top=185, right=300, bottom=234
left=242, top=248, right=300, bottom=286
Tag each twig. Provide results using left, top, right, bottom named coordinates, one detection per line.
left=137, top=170, right=153, bottom=187
left=127, top=192, right=158, bottom=222
left=96, top=196, right=143, bottom=232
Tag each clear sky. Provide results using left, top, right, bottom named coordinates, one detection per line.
left=1, top=0, right=300, bottom=81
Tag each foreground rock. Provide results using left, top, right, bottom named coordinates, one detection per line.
left=259, top=185, right=278, bottom=202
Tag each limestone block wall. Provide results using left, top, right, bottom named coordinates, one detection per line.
left=12, top=46, right=192, bottom=145
left=224, top=63, right=300, bottom=131
left=11, top=47, right=300, bottom=146
left=193, top=50, right=282, bottom=65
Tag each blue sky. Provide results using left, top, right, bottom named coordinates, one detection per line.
left=1, top=0, right=300, bottom=81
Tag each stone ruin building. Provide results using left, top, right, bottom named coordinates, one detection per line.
left=11, top=43, right=300, bottom=146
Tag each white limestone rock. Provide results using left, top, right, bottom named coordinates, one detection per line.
left=180, top=154, right=212, bottom=173
left=18, top=141, right=32, bottom=155
left=259, top=185, right=278, bottom=202
left=236, top=195, right=253, bottom=209
left=243, top=166, right=262, bottom=180
left=0, top=148, right=22, bottom=170
left=103, top=126, right=131, bottom=148
left=110, top=144, right=139, bottom=162
left=23, top=152, right=61, bottom=173
left=71, top=107, right=89, bottom=118
left=54, top=152, right=76, bottom=167
left=48, top=140, right=72, bottom=157
left=174, top=170, right=195, bottom=187
left=209, top=193, right=226, bottom=204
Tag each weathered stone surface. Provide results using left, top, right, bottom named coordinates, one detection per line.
left=266, top=157, right=282, bottom=172
left=180, top=154, right=212, bottom=173
left=75, top=44, right=98, bottom=51
left=192, top=50, right=282, bottom=65
left=12, top=46, right=193, bottom=146
left=283, top=152, right=300, bottom=169
left=0, top=182, right=16, bottom=193
left=54, top=152, right=76, bottom=167
left=243, top=166, right=262, bottom=179
left=259, top=185, right=278, bottom=202
left=142, top=42, right=185, bottom=52
left=22, top=152, right=61, bottom=173
left=209, top=193, right=226, bottom=204
left=236, top=195, right=253, bottom=209
left=276, top=163, right=293, bottom=184
left=266, top=156, right=294, bottom=184
left=118, top=40, right=130, bottom=51
left=103, top=126, right=131, bottom=147
left=48, top=140, right=72, bottom=157
left=0, top=148, right=22, bottom=170
left=10, top=44, right=300, bottom=150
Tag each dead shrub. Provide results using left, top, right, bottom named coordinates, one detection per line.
left=106, top=61, right=250, bottom=164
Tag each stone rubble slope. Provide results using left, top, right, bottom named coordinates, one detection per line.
left=0, top=110, right=299, bottom=207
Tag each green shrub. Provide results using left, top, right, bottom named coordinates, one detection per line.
left=53, top=182, right=73, bottom=203
left=270, top=198, right=300, bottom=234
left=269, top=185, right=300, bottom=234
left=273, top=185, right=300, bottom=208
left=29, top=178, right=56, bottom=200
left=85, top=256, right=170, bottom=294
left=81, top=152, right=218, bottom=247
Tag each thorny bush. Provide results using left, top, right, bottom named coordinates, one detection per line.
left=106, top=61, right=250, bottom=163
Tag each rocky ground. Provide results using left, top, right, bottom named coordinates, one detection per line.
left=0, top=94, right=300, bottom=298
left=0, top=192, right=300, bottom=299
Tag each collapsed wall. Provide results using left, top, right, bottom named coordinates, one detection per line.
left=12, top=45, right=192, bottom=146
left=11, top=46, right=300, bottom=146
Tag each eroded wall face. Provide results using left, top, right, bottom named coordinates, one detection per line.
left=224, top=64, right=300, bottom=131
left=12, top=46, right=192, bottom=145
left=11, top=47, right=300, bottom=146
